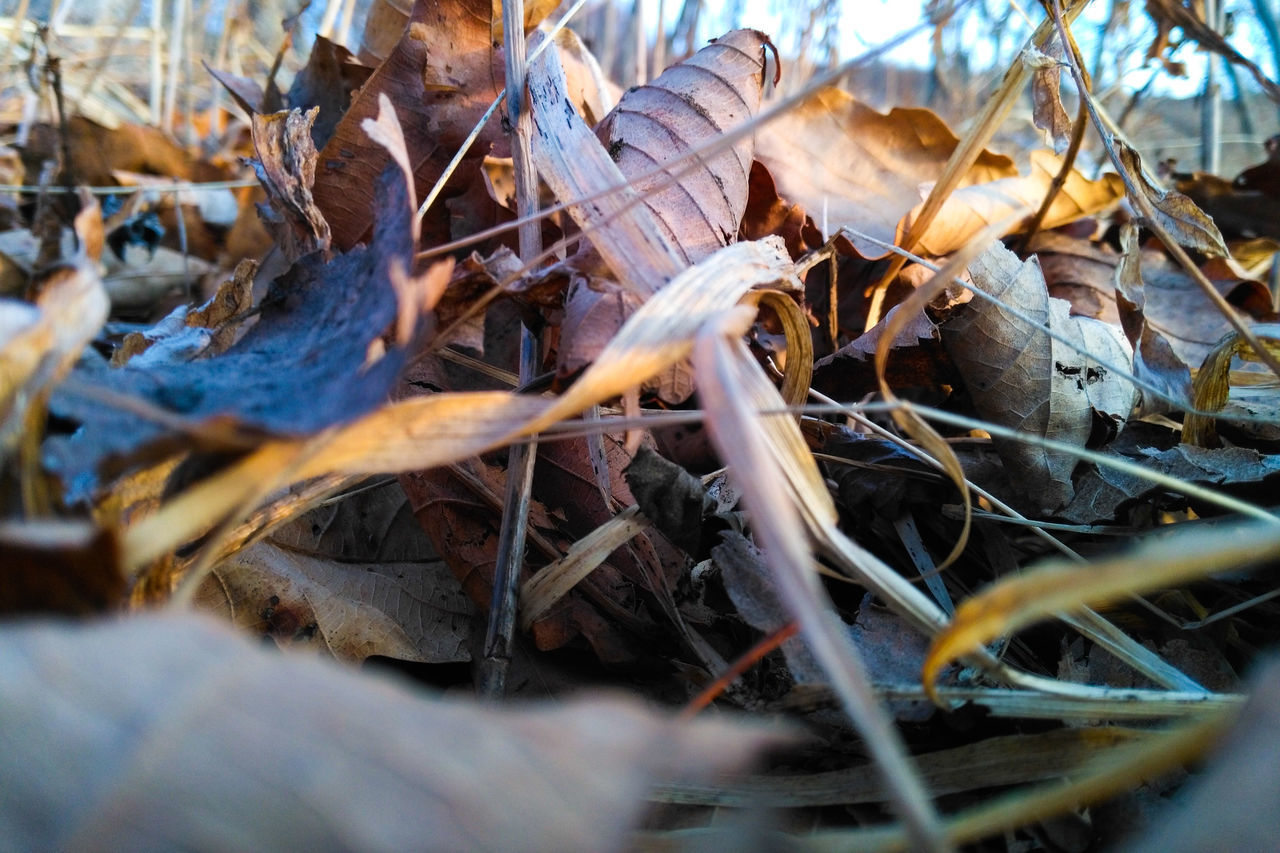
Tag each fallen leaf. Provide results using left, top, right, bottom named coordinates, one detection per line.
left=753, top=87, right=1017, bottom=258
left=0, top=613, right=789, bottom=851
left=594, top=28, right=771, bottom=265
left=46, top=169, right=416, bottom=501
left=941, top=241, right=1137, bottom=513
left=197, top=538, right=472, bottom=663
left=312, top=0, right=506, bottom=249
left=900, top=150, right=1124, bottom=257
left=248, top=107, right=332, bottom=262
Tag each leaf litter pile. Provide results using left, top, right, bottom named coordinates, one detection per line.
left=4, top=0, right=1280, bottom=849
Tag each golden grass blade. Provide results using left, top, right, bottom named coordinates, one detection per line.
left=120, top=240, right=797, bottom=578
left=519, top=506, right=647, bottom=629
left=923, top=520, right=1280, bottom=697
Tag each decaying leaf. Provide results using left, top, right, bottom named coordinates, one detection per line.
left=1025, top=45, right=1072, bottom=154
left=1115, top=142, right=1229, bottom=258
left=941, top=241, right=1137, bottom=513
left=196, top=537, right=472, bottom=663
left=45, top=169, right=418, bottom=501
left=0, top=613, right=789, bottom=851
left=248, top=107, right=332, bottom=262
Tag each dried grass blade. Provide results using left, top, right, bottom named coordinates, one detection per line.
left=923, top=520, right=1280, bottom=696
left=693, top=330, right=947, bottom=851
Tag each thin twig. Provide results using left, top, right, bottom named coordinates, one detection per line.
left=478, top=0, right=544, bottom=700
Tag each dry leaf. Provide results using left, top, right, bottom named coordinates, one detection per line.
left=196, top=538, right=472, bottom=663
left=312, top=0, right=506, bottom=249
left=754, top=87, right=1017, bottom=258
left=0, top=613, right=789, bottom=851
left=941, top=241, right=1137, bottom=513
left=248, top=107, right=332, bottom=262
left=285, top=36, right=375, bottom=149
left=1025, top=46, right=1072, bottom=154
left=46, top=170, right=414, bottom=500
left=900, top=150, right=1124, bottom=257
left=594, top=28, right=771, bottom=266
left=1115, top=142, right=1229, bottom=258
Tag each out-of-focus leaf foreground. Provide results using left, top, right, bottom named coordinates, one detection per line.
left=3, top=0, right=1280, bottom=849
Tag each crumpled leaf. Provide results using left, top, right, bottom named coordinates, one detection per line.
left=1025, top=45, right=1072, bottom=154
left=45, top=169, right=415, bottom=501
left=941, top=241, right=1138, bottom=513
left=248, top=107, right=332, bottom=262
left=1115, top=142, right=1229, bottom=258
left=1033, top=228, right=1272, bottom=369
left=313, top=0, right=505, bottom=249
left=285, top=36, right=374, bottom=150
left=0, top=613, right=789, bottom=852
left=1112, top=223, right=1192, bottom=413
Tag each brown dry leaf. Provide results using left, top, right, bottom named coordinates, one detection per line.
left=285, top=36, right=375, bottom=150
left=0, top=613, right=789, bottom=851
left=357, top=0, right=557, bottom=66
left=594, top=28, right=771, bottom=266
left=196, top=538, right=471, bottom=663
left=753, top=87, right=1017, bottom=258
left=527, top=30, right=772, bottom=396
left=740, top=160, right=824, bottom=258
left=1033, top=229, right=1272, bottom=370
left=248, top=107, right=332, bottom=262
left=312, top=0, right=506, bottom=249
left=1111, top=223, right=1192, bottom=412
left=941, top=241, right=1137, bottom=513
left=1115, top=142, right=1229, bottom=258
left=901, top=150, right=1124, bottom=257
left=1026, top=46, right=1072, bottom=154
left=205, top=63, right=271, bottom=116
left=923, top=519, right=1280, bottom=696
